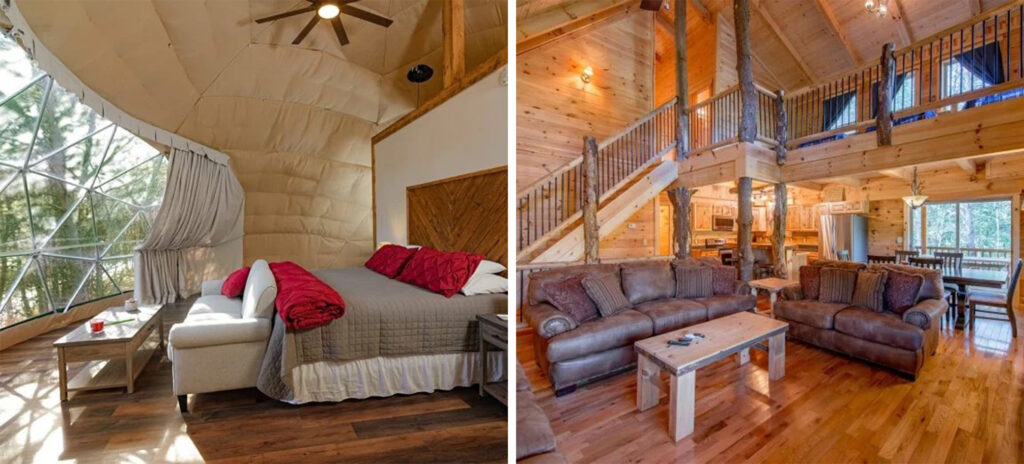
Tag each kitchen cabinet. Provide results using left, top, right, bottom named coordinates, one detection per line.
left=693, top=203, right=713, bottom=231
left=752, top=207, right=767, bottom=232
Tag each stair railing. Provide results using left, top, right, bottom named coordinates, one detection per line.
left=517, top=98, right=678, bottom=252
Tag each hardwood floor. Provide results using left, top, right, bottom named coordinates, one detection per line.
left=520, top=298, right=1024, bottom=463
left=0, top=298, right=507, bottom=463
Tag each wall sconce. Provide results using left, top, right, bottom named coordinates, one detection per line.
left=580, top=66, right=594, bottom=84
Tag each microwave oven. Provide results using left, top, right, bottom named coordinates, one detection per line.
left=712, top=215, right=735, bottom=231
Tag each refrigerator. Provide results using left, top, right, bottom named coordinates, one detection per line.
left=821, top=214, right=868, bottom=262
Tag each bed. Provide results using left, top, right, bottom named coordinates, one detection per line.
left=257, top=167, right=509, bottom=403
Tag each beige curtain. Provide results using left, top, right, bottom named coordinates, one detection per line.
left=134, top=148, right=245, bottom=304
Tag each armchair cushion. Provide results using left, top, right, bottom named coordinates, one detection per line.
left=242, top=259, right=278, bottom=319
left=902, top=298, right=948, bottom=330
left=201, top=279, right=225, bottom=297
left=526, top=303, right=578, bottom=339
left=169, top=318, right=272, bottom=349
left=621, top=262, right=675, bottom=305
left=546, top=310, right=652, bottom=363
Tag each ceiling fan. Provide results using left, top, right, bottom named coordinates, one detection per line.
left=254, top=0, right=394, bottom=47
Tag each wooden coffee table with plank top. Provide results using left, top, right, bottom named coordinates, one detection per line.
left=54, top=305, right=164, bottom=401
left=634, top=311, right=788, bottom=441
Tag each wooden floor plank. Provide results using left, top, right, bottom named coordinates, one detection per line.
left=0, top=297, right=507, bottom=463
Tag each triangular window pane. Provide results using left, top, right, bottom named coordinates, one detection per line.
left=0, top=35, right=44, bottom=98
left=29, top=84, right=108, bottom=161
left=101, top=257, right=133, bottom=292
left=104, top=213, right=148, bottom=257
left=99, top=155, right=168, bottom=207
left=24, top=172, right=84, bottom=248
left=36, top=256, right=92, bottom=311
left=0, top=258, right=52, bottom=327
left=0, top=174, right=32, bottom=254
left=30, top=124, right=115, bottom=184
left=43, top=190, right=99, bottom=255
left=73, top=264, right=120, bottom=307
left=0, top=76, right=49, bottom=164
left=91, top=193, right=136, bottom=243
left=95, top=129, right=160, bottom=185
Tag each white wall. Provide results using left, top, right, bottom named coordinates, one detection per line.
left=374, top=67, right=508, bottom=245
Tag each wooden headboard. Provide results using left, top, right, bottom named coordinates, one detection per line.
left=407, top=166, right=507, bottom=266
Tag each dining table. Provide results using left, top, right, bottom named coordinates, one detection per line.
left=941, top=267, right=1007, bottom=329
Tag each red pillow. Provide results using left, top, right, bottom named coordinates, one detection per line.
left=395, top=247, right=483, bottom=297
left=221, top=266, right=250, bottom=298
left=884, top=270, right=924, bottom=314
left=365, top=244, right=418, bottom=278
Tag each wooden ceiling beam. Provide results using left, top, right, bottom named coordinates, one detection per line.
left=751, top=0, right=816, bottom=83
left=879, top=168, right=911, bottom=180
left=955, top=158, right=977, bottom=174
left=889, top=0, right=915, bottom=47
left=443, top=0, right=465, bottom=88
left=517, top=0, right=635, bottom=56
left=814, top=0, right=862, bottom=66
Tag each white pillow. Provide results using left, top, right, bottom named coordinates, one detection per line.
left=461, top=273, right=508, bottom=296
left=476, top=260, right=506, bottom=274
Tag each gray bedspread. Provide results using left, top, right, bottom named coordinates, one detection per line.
left=257, top=267, right=507, bottom=401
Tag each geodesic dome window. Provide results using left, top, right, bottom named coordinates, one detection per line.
left=0, top=33, right=167, bottom=329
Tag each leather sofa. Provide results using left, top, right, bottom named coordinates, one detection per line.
left=523, top=259, right=755, bottom=394
left=775, top=260, right=947, bottom=378
left=516, top=361, right=566, bottom=463
left=168, top=259, right=278, bottom=412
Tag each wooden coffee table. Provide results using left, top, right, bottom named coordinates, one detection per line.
left=748, top=277, right=799, bottom=317
left=634, top=312, right=788, bottom=441
left=54, top=305, right=164, bottom=401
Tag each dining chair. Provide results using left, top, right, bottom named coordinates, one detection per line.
left=908, top=257, right=943, bottom=270
left=867, top=255, right=897, bottom=264
left=935, top=251, right=964, bottom=319
left=895, top=249, right=920, bottom=264
left=967, top=258, right=1023, bottom=337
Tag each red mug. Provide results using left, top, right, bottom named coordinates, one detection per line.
left=90, top=319, right=104, bottom=333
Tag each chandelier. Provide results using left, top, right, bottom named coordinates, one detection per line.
left=902, top=167, right=928, bottom=209
left=864, top=0, right=889, bottom=17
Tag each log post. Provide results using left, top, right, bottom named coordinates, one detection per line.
left=772, top=183, right=787, bottom=278
left=737, top=177, right=754, bottom=280
left=734, top=0, right=756, bottom=142
left=877, top=42, right=895, bottom=146
left=774, top=90, right=787, bottom=165
left=668, top=187, right=692, bottom=259
left=582, top=136, right=600, bottom=263
left=675, top=0, right=689, bottom=159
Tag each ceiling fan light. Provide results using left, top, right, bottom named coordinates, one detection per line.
left=318, top=2, right=341, bottom=19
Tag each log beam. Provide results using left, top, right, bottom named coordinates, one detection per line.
left=890, top=0, right=914, bottom=46
left=734, top=0, right=756, bottom=143
left=516, top=0, right=634, bottom=55
left=877, top=42, right=895, bottom=146
left=772, top=183, right=787, bottom=278
left=668, top=187, right=693, bottom=258
left=775, top=89, right=787, bottom=165
left=443, top=0, right=465, bottom=88
left=582, top=136, right=600, bottom=263
left=737, top=177, right=754, bottom=280
left=676, top=0, right=690, bottom=159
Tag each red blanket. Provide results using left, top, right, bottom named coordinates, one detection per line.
left=269, top=261, right=346, bottom=330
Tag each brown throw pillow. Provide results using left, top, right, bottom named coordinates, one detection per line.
left=800, top=266, right=822, bottom=300
left=621, top=262, right=676, bottom=305
left=542, top=274, right=599, bottom=323
left=582, top=274, right=631, bottom=317
left=852, top=270, right=888, bottom=312
left=818, top=267, right=858, bottom=304
left=885, top=270, right=924, bottom=314
left=710, top=265, right=738, bottom=295
left=676, top=266, right=714, bottom=299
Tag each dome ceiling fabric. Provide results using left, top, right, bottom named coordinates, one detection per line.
left=8, top=0, right=507, bottom=270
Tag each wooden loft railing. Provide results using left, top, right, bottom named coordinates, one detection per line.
left=785, top=2, right=1024, bottom=147
left=516, top=99, right=677, bottom=252
left=685, top=84, right=780, bottom=156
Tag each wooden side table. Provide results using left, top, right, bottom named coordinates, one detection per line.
left=748, top=278, right=799, bottom=318
left=476, top=313, right=508, bottom=406
left=54, top=305, right=164, bottom=401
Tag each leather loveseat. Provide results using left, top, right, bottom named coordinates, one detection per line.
left=774, top=260, right=947, bottom=378
left=523, top=259, right=755, bottom=394
left=516, top=361, right=566, bottom=463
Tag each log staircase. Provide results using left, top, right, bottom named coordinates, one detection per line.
left=516, top=99, right=679, bottom=264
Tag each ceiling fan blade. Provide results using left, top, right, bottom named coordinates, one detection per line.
left=292, top=14, right=321, bottom=45
left=255, top=5, right=317, bottom=24
left=340, top=5, right=394, bottom=27
left=331, top=17, right=350, bottom=46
